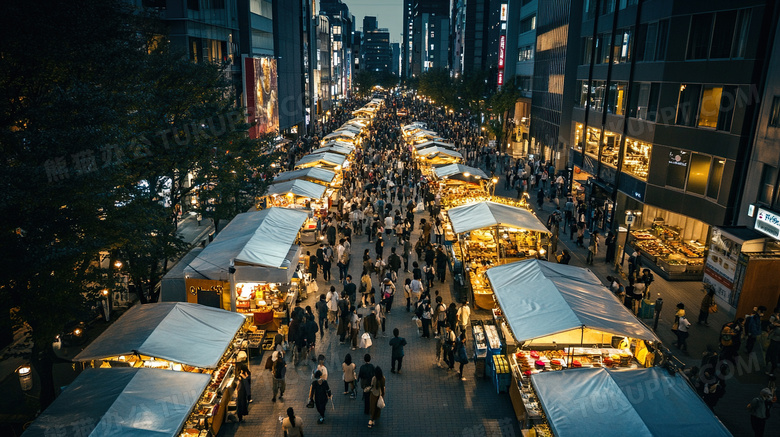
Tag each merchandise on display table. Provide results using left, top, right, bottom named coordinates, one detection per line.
left=629, top=227, right=706, bottom=276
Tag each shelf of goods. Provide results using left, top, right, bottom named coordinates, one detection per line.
left=630, top=228, right=705, bottom=275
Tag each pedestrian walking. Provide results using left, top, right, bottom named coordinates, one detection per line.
left=674, top=313, right=692, bottom=351
left=456, top=301, right=471, bottom=337
left=282, top=407, right=303, bottom=437
left=455, top=332, right=469, bottom=380
left=604, top=231, right=616, bottom=264
left=326, top=286, right=339, bottom=327
left=389, top=328, right=407, bottom=374
left=342, top=353, right=357, bottom=398
left=698, top=289, right=716, bottom=326
left=358, top=354, right=376, bottom=415
left=368, top=367, right=386, bottom=428
left=746, top=388, right=774, bottom=436
left=586, top=231, right=599, bottom=265
left=315, top=294, right=328, bottom=338
left=235, top=371, right=249, bottom=422
left=271, top=351, right=286, bottom=402
left=746, top=306, right=767, bottom=354
left=308, top=370, right=332, bottom=424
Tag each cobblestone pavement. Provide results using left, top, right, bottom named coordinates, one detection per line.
left=223, top=202, right=521, bottom=437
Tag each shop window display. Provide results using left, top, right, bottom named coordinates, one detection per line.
left=622, top=139, right=651, bottom=180
left=598, top=131, right=622, bottom=168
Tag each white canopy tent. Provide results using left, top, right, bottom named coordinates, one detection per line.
left=184, top=208, right=308, bottom=284
left=434, top=163, right=490, bottom=181
left=485, top=259, right=659, bottom=343
left=335, top=124, right=362, bottom=134
left=320, top=139, right=356, bottom=150
left=294, top=152, right=347, bottom=169
left=274, top=167, right=336, bottom=185
left=413, top=140, right=453, bottom=150
left=417, top=146, right=463, bottom=158
left=22, top=368, right=210, bottom=437
left=74, top=302, right=246, bottom=368
left=266, top=178, right=327, bottom=200
left=447, top=201, right=550, bottom=235
left=312, top=144, right=355, bottom=156
left=531, top=367, right=731, bottom=437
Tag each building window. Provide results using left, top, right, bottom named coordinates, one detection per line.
left=612, top=28, right=632, bottom=63
left=596, top=33, right=611, bottom=64
left=582, top=37, right=593, bottom=64
left=600, top=131, right=622, bottom=168
left=687, top=153, right=711, bottom=195
left=676, top=84, right=702, bottom=127
left=759, top=165, right=777, bottom=204
left=519, top=45, right=534, bottom=62
left=520, top=15, right=536, bottom=34
left=607, top=82, right=627, bottom=115
left=576, top=80, right=588, bottom=107
left=622, top=139, right=651, bottom=180
left=707, top=158, right=725, bottom=199
left=710, top=10, right=737, bottom=59
left=768, top=96, right=780, bottom=128
left=732, top=9, right=751, bottom=58
left=698, top=86, right=723, bottom=129
left=666, top=150, right=690, bottom=189
left=600, top=0, right=616, bottom=15
left=687, top=14, right=713, bottom=60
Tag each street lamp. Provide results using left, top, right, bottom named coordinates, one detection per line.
left=620, top=210, right=642, bottom=268
left=17, top=365, right=33, bottom=391
left=101, top=288, right=111, bottom=322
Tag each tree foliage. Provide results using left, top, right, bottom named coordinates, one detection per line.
left=353, top=70, right=398, bottom=97
left=0, top=0, right=277, bottom=409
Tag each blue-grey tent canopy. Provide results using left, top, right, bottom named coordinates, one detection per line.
left=434, top=163, right=490, bottom=181
left=531, top=367, right=731, bottom=437
left=447, top=201, right=550, bottom=235
left=22, top=368, right=209, bottom=437
left=485, top=259, right=658, bottom=342
left=295, top=152, right=347, bottom=169
left=274, top=167, right=336, bottom=185
left=266, top=179, right=327, bottom=200
left=184, top=208, right=308, bottom=284
left=74, top=302, right=245, bottom=368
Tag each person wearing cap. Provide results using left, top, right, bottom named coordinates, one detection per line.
left=746, top=387, right=774, bottom=436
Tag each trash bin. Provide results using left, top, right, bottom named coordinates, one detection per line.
left=639, top=299, right=655, bottom=319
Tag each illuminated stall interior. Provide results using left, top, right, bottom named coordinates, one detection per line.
left=446, top=202, right=551, bottom=309
left=262, top=179, right=329, bottom=211
left=274, top=167, right=340, bottom=189
left=416, top=146, right=464, bottom=167
left=433, top=163, right=491, bottom=207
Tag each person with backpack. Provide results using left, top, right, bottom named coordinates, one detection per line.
left=381, top=278, right=396, bottom=313
left=455, top=332, right=469, bottom=380
left=746, top=306, right=767, bottom=354
left=433, top=296, right=447, bottom=338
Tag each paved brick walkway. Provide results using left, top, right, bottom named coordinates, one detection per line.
left=223, top=203, right=520, bottom=437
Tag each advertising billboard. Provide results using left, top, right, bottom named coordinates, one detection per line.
left=244, top=57, right=279, bottom=139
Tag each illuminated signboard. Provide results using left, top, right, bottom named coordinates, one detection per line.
left=498, top=35, right=506, bottom=68
left=244, top=57, right=279, bottom=139
left=755, top=207, right=780, bottom=239
left=500, top=4, right=508, bottom=21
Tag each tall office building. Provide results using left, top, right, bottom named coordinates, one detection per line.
left=391, top=42, right=401, bottom=76
left=411, top=0, right=450, bottom=76
left=451, top=0, right=501, bottom=76
left=320, top=0, right=353, bottom=99
left=501, top=0, right=537, bottom=155
left=402, top=0, right=414, bottom=78
left=272, top=0, right=306, bottom=134
left=362, top=17, right=393, bottom=73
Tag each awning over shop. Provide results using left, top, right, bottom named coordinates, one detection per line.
left=335, top=124, right=362, bottom=134
left=321, top=139, right=356, bottom=150
left=447, top=201, right=549, bottom=234
left=413, top=140, right=455, bottom=150
left=417, top=146, right=462, bottom=158
left=184, top=208, right=308, bottom=281
left=313, top=144, right=355, bottom=156
left=434, top=163, right=490, bottom=181
left=531, top=367, right=731, bottom=437
left=74, top=302, right=245, bottom=368
left=274, top=167, right=336, bottom=185
left=323, top=131, right=357, bottom=141
left=266, top=179, right=327, bottom=200
left=295, top=152, right=347, bottom=168
left=485, top=259, right=659, bottom=342
left=22, top=368, right=210, bottom=437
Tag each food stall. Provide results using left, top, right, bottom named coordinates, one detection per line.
left=627, top=222, right=707, bottom=281
left=413, top=140, right=456, bottom=151
left=22, top=368, right=212, bottom=437
left=446, top=201, right=551, bottom=309
left=416, top=146, right=464, bottom=168
left=527, top=367, right=731, bottom=437
left=183, top=208, right=309, bottom=325
left=408, top=131, right=444, bottom=146
left=433, top=164, right=491, bottom=207
left=262, top=179, right=329, bottom=211
left=322, top=130, right=358, bottom=145
left=294, top=151, right=348, bottom=172
left=73, top=302, right=248, bottom=436
left=274, top=167, right=340, bottom=189
left=314, top=141, right=356, bottom=156
left=485, top=259, right=663, bottom=426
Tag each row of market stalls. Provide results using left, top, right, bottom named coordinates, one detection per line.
left=397, top=119, right=729, bottom=436
left=24, top=303, right=249, bottom=437
left=468, top=258, right=731, bottom=436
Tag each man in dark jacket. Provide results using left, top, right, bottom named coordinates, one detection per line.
left=387, top=247, right=402, bottom=279
left=358, top=354, right=376, bottom=415
left=435, top=246, right=449, bottom=283
left=315, top=294, right=329, bottom=337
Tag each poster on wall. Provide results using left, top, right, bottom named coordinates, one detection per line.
left=244, top=57, right=279, bottom=139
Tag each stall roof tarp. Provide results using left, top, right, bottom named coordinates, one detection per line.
left=75, top=302, right=245, bottom=368
left=313, top=145, right=355, bottom=156
left=274, top=167, right=336, bottom=184
left=434, top=163, right=490, bottom=180
left=447, top=201, right=550, bottom=234
left=185, top=208, right=308, bottom=278
left=22, top=368, right=210, bottom=437
left=324, top=130, right=357, bottom=139
left=336, top=124, right=362, bottom=134
left=414, top=140, right=455, bottom=150
left=417, top=146, right=463, bottom=159
left=296, top=152, right=347, bottom=168
left=266, top=179, right=327, bottom=199
left=531, top=368, right=731, bottom=437
left=486, top=259, right=659, bottom=342
left=320, top=140, right=356, bottom=150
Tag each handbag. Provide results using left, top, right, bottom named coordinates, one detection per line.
left=361, top=332, right=373, bottom=348
left=306, top=398, right=314, bottom=408
left=376, top=395, right=385, bottom=409
left=709, top=303, right=718, bottom=313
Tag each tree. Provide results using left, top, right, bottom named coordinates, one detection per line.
left=0, top=0, right=152, bottom=407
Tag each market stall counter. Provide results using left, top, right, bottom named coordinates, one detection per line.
left=261, top=178, right=329, bottom=211
left=415, top=145, right=464, bottom=167
left=528, top=367, right=732, bottom=437
left=447, top=201, right=551, bottom=309
left=22, top=368, right=211, bottom=437
left=485, top=259, right=663, bottom=425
